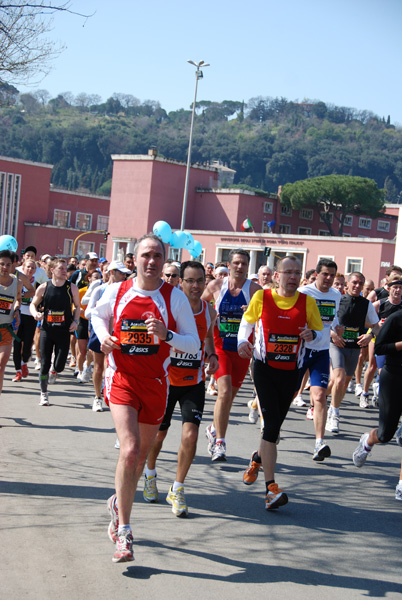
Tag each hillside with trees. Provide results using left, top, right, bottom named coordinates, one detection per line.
left=0, top=87, right=401, bottom=201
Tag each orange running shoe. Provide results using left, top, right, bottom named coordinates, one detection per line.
left=265, top=483, right=288, bottom=510
left=243, top=453, right=262, bottom=485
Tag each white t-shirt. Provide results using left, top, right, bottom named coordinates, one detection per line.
left=298, top=282, right=341, bottom=351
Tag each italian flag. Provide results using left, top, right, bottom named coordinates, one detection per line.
left=241, top=218, right=253, bottom=232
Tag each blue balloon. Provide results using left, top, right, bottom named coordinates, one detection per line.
left=174, top=230, right=188, bottom=249
left=0, top=235, right=18, bottom=252
left=169, top=231, right=182, bottom=249
left=191, top=241, right=202, bottom=257
left=153, top=221, right=172, bottom=244
left=183, top=231, right=194, bottom=250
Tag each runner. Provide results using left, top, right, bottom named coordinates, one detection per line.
left=202, top=249, right=261, bottom=462
left=352, top=309, right=402, bottom=501
left=30, top=258, right=80, bottom=405
left=163, top=263, right=180, bottom=287
left=326, top=272, right=380, bottom=434
left=238, top=255, right=323, bottom=509
left=91, top=233, right=199, bottom=563
left=257, top=265, right=273, bottom=288
left=0, top=250, right=22, bottom=397
left=12, top=258, right=37, bottom=381
left=144, top=261, right=218, bottom=516
left=296, top=259, right=341, bottom=460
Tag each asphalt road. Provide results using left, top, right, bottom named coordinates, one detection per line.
left=1, top=360, right=401, bottom=600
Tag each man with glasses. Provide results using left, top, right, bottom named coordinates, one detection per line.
left=163, top=264, right=180, bottom=287
left=143, top=261, right=218, bottom=517
left=238, top=255, right=323, bottom=510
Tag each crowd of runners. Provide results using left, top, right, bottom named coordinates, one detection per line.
left=0, top=238, right=401, bottom=564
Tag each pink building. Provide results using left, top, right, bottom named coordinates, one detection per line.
left=108, top=152, right=399, bottom=285
left=0, top=156, right=109, bottom=258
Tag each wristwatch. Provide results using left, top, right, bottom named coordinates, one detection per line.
left=165, top=330, right=174, bottom=342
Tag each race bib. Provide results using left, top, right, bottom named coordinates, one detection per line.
left=170, top=349, right=202, bottom=369
left=316, top=299, right=336, bottom=322
left=46, top=311, right=65, bottom=324
left=343, top=326, right=359, bottom=342
left=0, top=294, right=13, bottom=315
left=120, top=319, right=160, bottom=355
left=219, top=315, right=241, bottom=339
left=266, top=333, right=299, bottom=365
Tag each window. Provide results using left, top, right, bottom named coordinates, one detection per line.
left=279, top=224, right=291, bottom=234
left=262, top=221, right=275, bottom=233
left=11, top=174, right=20, bottom=237
left=299, top=208, right=313, bottom=220
left=320, top=211, right=333, bottom=223
left=77, top=241, right=94, bottom=257
left=281, top=205, right=292, bottom=217
left=343, top=215, right=353, bottom=227
left=298, top=227, right=311, bottom=235
left=377, top=220, right=390, bottom=233
left=76, top=212, right=92, bottom=230
left=64, top=239, right=73, bottom=256
left=263, top=202, right=273, bottom=214
left=54, top=209, right=70, bottom=228
left=318, top=230, right=331, bottom=236
left=343, top=233, right=351, bottom=237
left=346, top=257, right=363, bottom=273
left=359, top=217, right=372, bottom=230
left=169, top=248, right=180, bottom=261
left=99, top=243, right=107, bottom=258
left=97, top=215, right=109, bottom=231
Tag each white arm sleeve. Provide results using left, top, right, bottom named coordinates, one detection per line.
left=169, top=288, right=200, bottom=354
left=91, top=283, right=120, bottom=343
left=237, top=316, right=255, bottom=347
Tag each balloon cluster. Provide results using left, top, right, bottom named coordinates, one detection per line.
left=0, top=235, right=18, bottom=252
left=153, top=221, right=202, bottom=258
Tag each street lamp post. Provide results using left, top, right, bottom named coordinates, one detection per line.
left=178, top=59, right=209, bottom=259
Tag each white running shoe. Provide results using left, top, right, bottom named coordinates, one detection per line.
left=395, top=423, right=402, bottom=447
left=325, top=412, right=339, bottom=434
left=143, top=475, right=159, bottom=503
left=39, top=392, right=49, bottom=406
left=80, top=369, right=92, bottom=383
left=205, top=424, right=216, bottom=455
left=355, top=383, right=363, bottom=397
left=353, top=432, right=371, bottom=468
left=395, top=483, right=402, bottom=501
left=206, top=383, right=218, bottom=396
left=48, top=370, right=57, bottom=384
left=114, top=438, right=120, bottom=449
left=347, top=380, right=355, bottom=393
left=92, top=397, right=103, bottom=412
left=34, top=358, right=41, bottom=371
left=166, top=486, right=188, bottom=517
left=359, top=393, right=370, bottom=409
left=306, top=406, right=314, bottom=420
left=247, top=399, right=259, bottom=423
left=293, top=394, right=307, bottom=407
left=211, top=440, right=226, bottom=462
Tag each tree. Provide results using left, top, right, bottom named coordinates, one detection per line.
left=280, top=175, right=386, bottom=236
left=0, top=2, right=92, bottom=85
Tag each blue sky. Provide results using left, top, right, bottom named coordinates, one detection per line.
left=19, top=0, right=402, bottom=124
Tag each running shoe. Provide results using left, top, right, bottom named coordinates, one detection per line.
left=39, top=392, right=49, bottom=406
left=353, top=433, right=371, bottom=468
left=372, top=383, right=379, bottom=407
left=112, top=529, right=134, bottom=563
left=114, top=438, right=120, bottom=450
left=92, top=397, right=103, bottom=412
left=73, top=369, right=79, bottom=378
left=206, top=383, right=218, bottom=396
left=359, top=393, right=370, bottom=409
left=293, top=394, right=307, bottom=407
left=247, top=399, right=259, bottom=424
left=211, top=440, right=226, bottom=462
left=79, top=369, right=91, bottom=383
left=265, top=483, right=288, bottom=510
left=205, top=424, right=216, bottom=456
left=12, top=371, right=22, bottom=382
left=107, top=493, right=119, bottom=543
left=306, top=406, right=314, bottom=420
left=166, top=486, right=188, bottom=517
left=325, top=412, right=339, bottom=434
left=69, top=357, right=76, bottom=368
left=313, top=442, right=331, bottom=462
left=243, top=453, right=262, bottom=485
left=21, top=364, right=29, bottom=378
left=355, top=383, right=363, bottom=397
left=347, top=379, right=355, bottom=393
left=34, top=358, right=41, bottom=371
left=395, top=423, right=402, bottom=447
left=48, top=370, right=57, bottom=384
left=395, top=483, right=402, bottom=501
left=143, top=475, right=159, bottom=503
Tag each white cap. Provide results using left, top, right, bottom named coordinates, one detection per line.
left=249, top=273, right=258, bottom=281
left=107, top=260, right=131, bottom=274
left=86, top=252, right=99, bottom=260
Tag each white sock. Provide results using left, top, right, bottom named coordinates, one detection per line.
left=145, top=467, right=156, bottom=478
left=216, top=437, right=225, bottom=445
left=118, top=525, right=131, bottom=535
left=173, top=481, right=184, bottom=492
left=210, top=424, right=216, bottom=435
left=316, top=438, right=324, bottom=446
